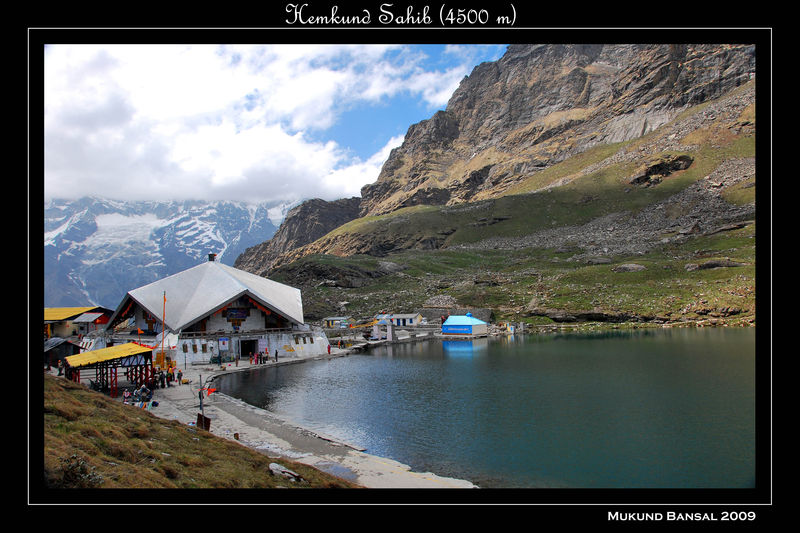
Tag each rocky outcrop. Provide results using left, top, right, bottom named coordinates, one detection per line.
left=234, top=197, right=360, bottom=276
left=627, top=155, right=694, bottom=187
left=450, top=155, right=756, bottom=261
left=684, top=259, right=747, bottom=271
left=526, top=307, right=644, bottom=323
left=359, top=44, right=755, bottom=217
left=270, top=257, right=406, bottom=289
left=235, top=43, right=756, bottom=280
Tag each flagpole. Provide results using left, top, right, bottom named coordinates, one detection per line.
left=161, top=291, right=166, bottom=366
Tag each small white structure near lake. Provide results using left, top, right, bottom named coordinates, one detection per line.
left=388, top=313, right=424, bottom=327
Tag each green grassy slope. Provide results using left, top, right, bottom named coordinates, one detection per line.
left=269, top=85, right=758, bottom=328
left=41, top=374, right=360, bottom=490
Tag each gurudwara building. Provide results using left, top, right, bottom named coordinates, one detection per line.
left=104, top=254, right=330, bottom=366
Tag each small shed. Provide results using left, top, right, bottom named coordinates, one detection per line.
left=45, top=307, right=103, bottom=338
left=390, top=313, right=424, bottom=327
left=70, top=311, right=110, bottom=335
left=64, top=343, right=155, bottom=398
left=441, top=313, right=488, bottom=336
left=43, top=337, right=82, bottom=369
left=323, top=316, right=353, bottom=328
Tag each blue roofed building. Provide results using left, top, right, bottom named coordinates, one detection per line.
left=441, top=313, right=488, bottom=336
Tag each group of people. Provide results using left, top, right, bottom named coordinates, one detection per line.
left=121, top=366, right=182, bottom=406
left=250, top=350, right=279, bottom=364
left=123, top=384, right=153, bottom=405
left=155, top=367, right=182, bottom=388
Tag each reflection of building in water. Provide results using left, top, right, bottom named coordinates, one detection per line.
left=442, top=337, right=489, bottom=356
left=104, top=254, right=329, bottom=365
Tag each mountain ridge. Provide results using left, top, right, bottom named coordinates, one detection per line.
left=232, top=43, right=758, bottom=325
left=238, top=43, right=756, bottom=274
left=44, top=197, right=281, bottom=309
left=43, top=42, right=761, bottom=327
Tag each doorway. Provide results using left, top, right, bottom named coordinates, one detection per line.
left=240, top=339, right=259, bottom=359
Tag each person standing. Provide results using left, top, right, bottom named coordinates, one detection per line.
left=177, top=369, right=183, bottom=385
left=274, top=349, right=278, bottom=362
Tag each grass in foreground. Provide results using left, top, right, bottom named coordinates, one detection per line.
left=41, top=374, right=360, bottom=489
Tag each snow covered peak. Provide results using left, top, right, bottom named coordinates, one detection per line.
left=44, top=197, right=286, bottom=308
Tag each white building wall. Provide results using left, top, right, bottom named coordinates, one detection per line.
left=175, top=338, right=219, bottom=365
left=174, top=329, right=330, bottom=365
left=206, top=312, right=230, bottom=332
left=473, top=323, right=488, bottom=335
left=205, top=307, right=270, bottom=332
left=270, top=331, right=322, bottom=358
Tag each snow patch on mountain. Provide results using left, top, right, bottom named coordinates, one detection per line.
left=43, top=197, right=284, bottom=308
left=88, top=213, right=165, bottom=245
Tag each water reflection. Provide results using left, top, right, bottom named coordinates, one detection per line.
left=216, top=328, right=756, bottom=489
left=442, top=337, right=489, bottom=356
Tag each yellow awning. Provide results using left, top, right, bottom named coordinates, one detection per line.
left=45, top=307, right=98, bottom=321
left=65, top=343, right=153, bottom=368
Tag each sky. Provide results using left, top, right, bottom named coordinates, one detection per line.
left=43, top=43, right=507, bottom=208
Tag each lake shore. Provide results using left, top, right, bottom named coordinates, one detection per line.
left=84, top=346, right=477, bottom=489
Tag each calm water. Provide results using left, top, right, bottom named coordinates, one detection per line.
left=215, top=328, right=756, bottom=488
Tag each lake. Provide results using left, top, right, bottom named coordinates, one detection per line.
left=215, top=327, right=756, bottom=489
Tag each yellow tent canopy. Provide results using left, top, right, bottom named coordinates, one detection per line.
left=45, top=307, right=99, bottom=321
left=65, top=343, right=153, bottom=369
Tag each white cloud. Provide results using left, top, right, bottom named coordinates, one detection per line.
left=43, top=44, right=502, bottom=205
left=320, top=134, right=405, bottom=198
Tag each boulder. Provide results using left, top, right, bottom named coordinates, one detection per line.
left=612, top=263, right=647, bottom=272
left=269, top=463, right=305, bottom=482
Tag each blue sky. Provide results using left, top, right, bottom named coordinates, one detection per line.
left=44, top=44, right=507, bottom=207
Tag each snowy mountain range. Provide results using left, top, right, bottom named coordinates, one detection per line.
left=43, top=197, right=284, bottom=309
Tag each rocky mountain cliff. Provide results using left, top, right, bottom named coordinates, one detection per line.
left=233, top=197, right=361, bottom=276
left=234, top=43, right=756, bottom=277
left=358, top=43, right=755, bottom=217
